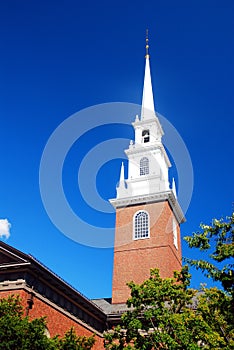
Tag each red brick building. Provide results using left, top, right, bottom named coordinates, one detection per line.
left=0, top=241, right=105, bottom=349
left=0, top=40, right=184, bottom=347
left=0, top=241, right=135, bottom=348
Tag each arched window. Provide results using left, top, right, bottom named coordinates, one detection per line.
left=134, top=211, right=150, bottom=239
left=140, top=157, right=149, bottom=176
left=142, top=129, right=150, bottom=143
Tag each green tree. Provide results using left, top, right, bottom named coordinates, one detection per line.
left=183, top=212, right=234, bottom=347
left=0, top=295, right=55, bottom=350
left=58, top=328, right=95, bottom=350
left=0, top=295, right=95, bottom=350
left=196, top=287, right=233, bottom=347
left=105, top=268, right=233, bottom=349
left=184, top=212, right=234, bottom=297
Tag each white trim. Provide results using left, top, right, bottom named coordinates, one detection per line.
left=0, top=262, right=31, bottom=269
left=0, top=247, right=28, bottom=262
left=126, top=174, right=160, bottom=183
left=173, top=218, right=178, bottom=250
left=109, top=190, right=185, bottom=224
left=125, top=143, right=171, bottom=168
left=132, top=116, right=164, bottom=136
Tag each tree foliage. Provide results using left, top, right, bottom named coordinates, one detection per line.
left=0, top=295, right=95, bottom=350
left=0, top=295, right=54, bottom=350
left=104, top=268, right=233, bottom=349
left=184, top=212, right=234, bottom=297
left=58, top=328, right=95, bottom=350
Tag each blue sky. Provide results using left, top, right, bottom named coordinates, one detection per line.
left=0, top=0, right=233, bottom=298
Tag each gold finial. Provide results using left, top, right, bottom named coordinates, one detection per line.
left=145, top=29, right=149, bottom=58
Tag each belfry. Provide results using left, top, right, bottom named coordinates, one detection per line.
left=110, top=35, right=185, bottom=304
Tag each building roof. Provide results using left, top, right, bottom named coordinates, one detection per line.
left=0, top=241, right=107, bottom=332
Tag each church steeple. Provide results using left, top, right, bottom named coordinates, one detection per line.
left=110, top=37, right=185, bottom=304
left=111, top=35, right=172, bottom=200
left=141, top=31, right=155, bottom=121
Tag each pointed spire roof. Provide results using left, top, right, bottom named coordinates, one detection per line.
left=116, top=162, right=127, bottom=198
left=119, top=162, right=125, bottom=182
left=141, top=30, right=155, bottom=121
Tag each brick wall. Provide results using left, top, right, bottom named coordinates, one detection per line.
left=112, top=200, right=182, bottom=304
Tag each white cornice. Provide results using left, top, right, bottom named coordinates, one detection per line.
left=125, top=174, right=160, bottom=184
left=109, top=190, right=185, bottom=224
left=125, top=143, right=171, bottom=168
left=132, top=116, right=164, bottom=136
left=125, top=143, right=162, bottom=155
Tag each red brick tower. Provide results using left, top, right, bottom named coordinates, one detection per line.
left=110, top=37, right=185, bottom=304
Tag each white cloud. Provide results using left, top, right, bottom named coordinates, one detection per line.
left=0, top=219, right=11, bottom=239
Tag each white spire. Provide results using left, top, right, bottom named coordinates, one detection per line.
left=119, top=162, right=125, bottom=182
left=141, top=32, right=155, bottom=120
left=116, top=162, right=127, bottom=198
